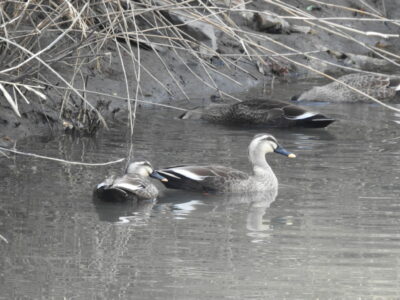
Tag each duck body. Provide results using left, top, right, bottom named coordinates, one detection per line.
left=156, top=134, right=295, bottom=194
left=295, top=73, right=400, bottom=103
left=157, top=164, right=267, bottom=193
left=95, top=161, right=166, bottom=201
left=180, top=99, right=334, bottom=128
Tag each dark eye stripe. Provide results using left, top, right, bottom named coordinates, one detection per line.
left=265, top=136, right=278, bottom=144
left=253, top=134, right=278, bottom=144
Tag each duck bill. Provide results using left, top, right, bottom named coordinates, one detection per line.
left=150, top=170, right=168, bottom=182
left=274, top=145, right=296, bottom=158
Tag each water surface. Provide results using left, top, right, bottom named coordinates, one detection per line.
left=1, top=82, right=400, bottom=299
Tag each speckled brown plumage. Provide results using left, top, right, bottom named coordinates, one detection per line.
left=296, top=73, right=400, bottom=102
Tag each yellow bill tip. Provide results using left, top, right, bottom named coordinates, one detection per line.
left=288, top=153, right=296, bottom=158
left=161, top=178, right=169, bottom=182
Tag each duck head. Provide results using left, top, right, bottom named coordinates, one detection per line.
left=249, top=134, right=296, bottom=162
left=178, top=107, right=203, bottom=120
left=294, top=86, right=329, bottom=102
left=126, top=161, right=168, bottom=182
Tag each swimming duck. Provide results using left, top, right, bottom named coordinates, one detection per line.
left=155, top=134, right=295, bottom=193
left=95, top=161, right=167, bottom=201
left=292, top=73, right=400, bottom=103
left=179, top=98, right=334, bottom=128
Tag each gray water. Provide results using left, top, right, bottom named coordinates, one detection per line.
left=1, top=82, right=400, bottom=299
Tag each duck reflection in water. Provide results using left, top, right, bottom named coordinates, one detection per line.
left=93, top=194, right=156, bottom=224
left=93, top=186, right=278, bottom=232
left=159, top=187, right=278, bottom=234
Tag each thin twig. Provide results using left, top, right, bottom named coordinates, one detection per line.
left=0, top=234, right=8, bottom=244
left=0, top=146, right=125, bottom=166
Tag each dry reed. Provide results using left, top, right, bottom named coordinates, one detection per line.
left=1, top=0, right=400, bottom=134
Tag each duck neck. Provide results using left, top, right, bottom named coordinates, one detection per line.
left=249, top=151, right=277, bottom=183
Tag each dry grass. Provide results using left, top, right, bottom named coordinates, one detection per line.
left=1, top=0, right=400, bottom=136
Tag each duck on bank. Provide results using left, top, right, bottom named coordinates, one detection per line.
left=292, top=73, right=400, bottom=103
left=155, top=133, right=295, bottom=194
left=179, top=98, right=334, bottom=128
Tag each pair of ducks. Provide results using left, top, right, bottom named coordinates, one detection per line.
left=95, top=133, right=295, bottom=201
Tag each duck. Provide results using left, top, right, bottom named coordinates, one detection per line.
left=292, top=73, right=400, bottom=103
left=155, top=133, right=295, bottom=194
left=95, top=161, right=167, bottom=201
left=179, top=98, right=335, bottom=128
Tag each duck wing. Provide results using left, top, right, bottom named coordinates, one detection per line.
left=111, top=175, right=147, bottom=193
left=281, top=102, right=335, bottom=128
left=230, top=99, right=334, bottom=128
left=157, top=165, right=249, bottom=193
left=359, top=75, right=400, bottom=99
left=95, top=175, right=132, bottom=201
left=96, top=175, right=116, bottom=190
left=230, top=99, right=283, bottom=119
left=338, top=73, right=396, bottom=87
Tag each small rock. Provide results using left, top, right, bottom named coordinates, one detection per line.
left=155, top=0, right=218, bottom=56
left=213, top=0, right=252, bottom=19
left=252, top=11, right=311, bottom=34
left=344, top=53, right=393, bottom=72
left=253, top=12, right=291, bottom=34
left=326, top=49, right=394, bottom=72
left=306, top=5, right=322, bottom=11
left=0, top=136, right=14, bottom=148
left=375, top=40, right=392, bottom=49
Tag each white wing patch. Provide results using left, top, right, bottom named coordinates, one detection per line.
left=287, top=111, right=317, bottom=120
left=173, top=168, right=207, bottom=181
left=158, top=170, right=181, bottom=179
left=97, top=182, right=108, bottom=189
left=112, top=182, right=143, bottom=192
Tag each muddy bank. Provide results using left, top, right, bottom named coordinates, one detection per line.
left=1, top=0, right=400, bottom=141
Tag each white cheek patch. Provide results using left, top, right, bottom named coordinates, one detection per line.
left=287, top=111, right=317, bottom=120
left=145, top=166, right=153, bottom=175
left=266, top=143, right=275, bottom=153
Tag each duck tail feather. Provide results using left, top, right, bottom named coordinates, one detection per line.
left=179, top=111, right=190, bottom=119
left=295, top=114, right=335, bottom=128
left=157, top=170, right=205, bottom=191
